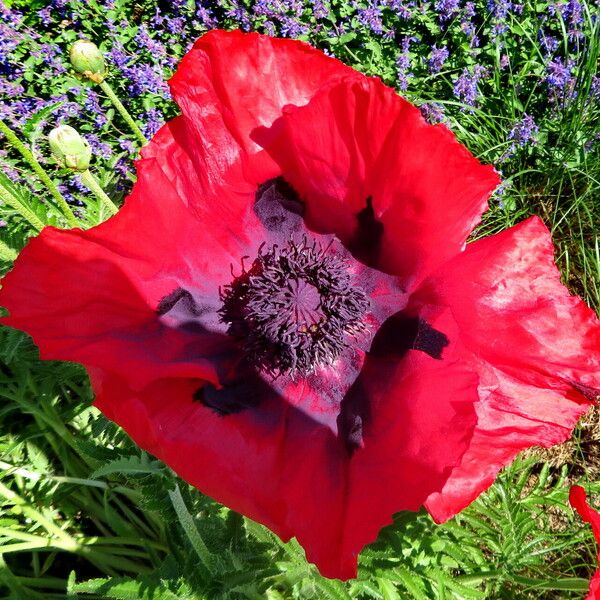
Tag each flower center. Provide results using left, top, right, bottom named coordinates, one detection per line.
left=219, top=238, right=369, bottom=377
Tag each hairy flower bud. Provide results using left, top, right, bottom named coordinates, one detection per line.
left=69, top=40, right=107, bottom=83
left=48, top=125, right=92, bottom=171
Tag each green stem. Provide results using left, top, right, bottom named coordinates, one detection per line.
left=0, top=119, right=80, bottom=228
left=0, top=555, right=43, bottom=600
left=79, top=170, right=119, bottom=216
left=79, top=536, right=168, bottom=552
left=99, top=80, right=148, bottom=145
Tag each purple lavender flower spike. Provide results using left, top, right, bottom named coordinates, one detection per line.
left=396, top=36, right=416, bottom=91
left=357, top=5, right=385, bottom=35
left=427, top=45, right=449, bottom=73
left=546, top=57, right=577, bottom=101
left=419, top=102, right=446, bottom=124
left=453, top=65, right=486, bottom=106
left=508, top=113, right=539, bottom=147
left=435, top=0, right=460, bottom=22
left=138, top=108, right=164, bottom=139
left=119, top=139, right=136, bottom=154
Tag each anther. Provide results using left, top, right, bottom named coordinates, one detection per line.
left=219, top=239, right=369, bottom=377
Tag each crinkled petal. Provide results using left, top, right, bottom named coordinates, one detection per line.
left=337, top=348, right=479, bottom=577
left=169, top=29, right=357, bottom=187
left=256, top=76, right=499, bottom=287
left=418, top=217, right=600, bottom=521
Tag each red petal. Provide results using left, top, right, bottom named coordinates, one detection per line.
left=419, top=217, right=600, bottom=521
left=169, top=29, right=357, bottom=187
left=570, top=486, right=600, bottom=599
left=337, top=348, right=478, bottom=577
left=590, top=572, right=600, bottom=600
left=91, top=369, right=352, bottom=575
left=0, top=122, right=245, bottom=390
left=90, top=340, right=477, bottom=580
left=257, top=76, right=500, bottom=287
left=570, top=485, right=600, bottom=544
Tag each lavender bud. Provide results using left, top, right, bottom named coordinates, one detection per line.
left=69, top=40, right=107, bottom=83
left=48, top=125, right=92, bottom=171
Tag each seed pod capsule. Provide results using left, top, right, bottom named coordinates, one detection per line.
left=69, top=40, right=107, bottom=83
left=48, top=125, right=92, bottom=171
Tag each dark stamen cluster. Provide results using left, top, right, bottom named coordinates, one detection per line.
left=219, top=238, right=370, bottom=377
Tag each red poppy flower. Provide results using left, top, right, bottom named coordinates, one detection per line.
left=570, top=486, right=600, bottom=598
left=1, top=30, right=600, bottom=579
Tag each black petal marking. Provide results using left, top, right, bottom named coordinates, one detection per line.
left=254, top=177, right=304, bottom=235
left=413, top=319, right=449, bottom=359
left=337, top=405, right=364, bottom=453
left=337, top=376, right=370, bottom=455
left=159, top=289, right=269, bottom=417
left=370, top=313, right=448, bottom=360
left=193, top=368, right=268, bottom=416
left=570, top=381, right=600, bottom=401
left=193, top=384, right=255, bottom=416
left=348, top=196, right=384, bottom=266
left=158, top=288, right=205, bottom=317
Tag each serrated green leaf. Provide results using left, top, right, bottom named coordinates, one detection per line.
left=377, top=577, right=400, bottom=600
left=22, top=102, right=63, bottom=141
left=90, top=454, right=163, bottom=479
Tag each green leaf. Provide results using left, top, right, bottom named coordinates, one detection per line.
left=168, top=483, right=215, bottom=575
left=0, top=172, right=46, bottom=231
left=73, top=577, right=182, bottom=599
left=22, top=102, right=62, bottom=141
left=336, top=32, right=357, bottom=45
left=0, top=238, right=17, bottom=262
left=90, top=454, right=163, bottom=479
left=377, top=577, right=401, bottom=600
left=393, top=568, right=429, bottom=600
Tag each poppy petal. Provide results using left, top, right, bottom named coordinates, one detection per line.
left=0, top=122, right=246, bottom=390
left=139, top=116, right=263, bottom=254
left=590, top=573, right=600, bottom=599
left=337, top=347, right=479, bottom=578
left=570, top=485, right=600, bottom=544
left=256, top=76, right=500, bottom=287
left=569, top=485, right=600, bottom=599
left=90, top=335, right=478, bottom=580
left=169, top=29, right=357, bottom=186
left=419, top=217, right=600, bottom=521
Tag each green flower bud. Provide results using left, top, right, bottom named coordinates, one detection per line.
left=48, top=125, right=92, bottom=172
left=69, top=39, right=107, bottom=83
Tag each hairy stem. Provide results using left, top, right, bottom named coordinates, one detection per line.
left=79, top=170, right=119, bottom=216
left=99, top=80, right=148, bottom=146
